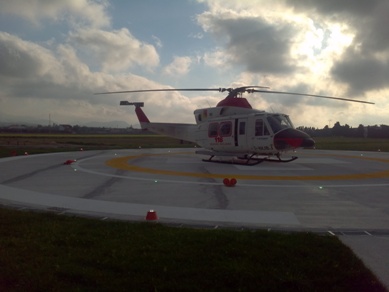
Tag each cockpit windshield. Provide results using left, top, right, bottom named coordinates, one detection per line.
left=267, top=114, right=294, bottom=133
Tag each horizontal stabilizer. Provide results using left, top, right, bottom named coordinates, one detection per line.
left=120, top=101, right=144, bottom=107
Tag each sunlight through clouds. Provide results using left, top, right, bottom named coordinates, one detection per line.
left=0, top=0, right=387, bottom=128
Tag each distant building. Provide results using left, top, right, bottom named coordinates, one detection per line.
left=58, top=124, right=73, bottom=133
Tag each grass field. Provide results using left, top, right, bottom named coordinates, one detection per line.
left=0, top=134, right=195, bottom=158
left=0, top=134, right=388, bottom=290
left=1, top=134, right=388, bottom=158
left=314, top=136, right=389, bottom=152
left=0, top=208, right=386, bottom=291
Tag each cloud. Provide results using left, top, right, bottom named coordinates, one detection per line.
left=197, top=0, right=387, bottom=112
left=0, top=32, right=56, bottom=79
left=152, top=35, right=163, bottom=48
left=0, top=31, right=198, bottom=126
left=163, top=56, right=192, bottom=76
left=331, top=50, right=389, bottom=95
left=0, top=0, right=110, bottom=28
left=69, top=28, right=160, bottom=72
left=285, top=0, right=389, bottom=96
left=197, top=11, right=297, bottom=74
left=189, top=32, right=204, bottom=39
left=203, top=49, right=232, bottom=68
left=1, top=0, right=387, bottom=128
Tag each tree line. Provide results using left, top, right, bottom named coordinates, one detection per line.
left=2, top=121, right=389, bottom=138
left=297, top=122, right=389, bottom=138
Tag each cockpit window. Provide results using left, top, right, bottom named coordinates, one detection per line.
left=267, top=115, right=293, bottom=133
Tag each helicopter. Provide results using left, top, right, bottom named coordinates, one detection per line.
left=96, top=86, right=374, bottom=165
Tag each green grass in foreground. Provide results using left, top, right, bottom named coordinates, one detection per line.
left=0, top=208, right=385, bottom=291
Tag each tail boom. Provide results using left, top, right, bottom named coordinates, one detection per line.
left=120, top=101, right=196, bottom=142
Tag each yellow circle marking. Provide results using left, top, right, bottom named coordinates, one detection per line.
left=106, top=152, right=389, bottom=181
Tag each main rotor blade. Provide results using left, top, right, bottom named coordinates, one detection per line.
left=95, top=85, right=270, bottom=95
left=95, top=88, right=222, bottom=95
left=251, top=89, right=375, bottom=104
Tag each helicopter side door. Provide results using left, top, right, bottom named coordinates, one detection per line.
left=236, top=118, right=248, bottom=151
left=248, top=115, right=274, bottom=153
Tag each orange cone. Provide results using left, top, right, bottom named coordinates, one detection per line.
left=146, top=210, right=158, bottom=221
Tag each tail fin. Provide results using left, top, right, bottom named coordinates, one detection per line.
left=120, top=101, right=150, bottom=126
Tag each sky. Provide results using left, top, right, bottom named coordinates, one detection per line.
left=0, top=0, right=388, bottom=128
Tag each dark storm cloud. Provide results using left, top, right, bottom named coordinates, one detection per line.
left=287, top=0, right=380, bottom=16
left=198, top=14, right=297, bottom=74
left=331, top=50, right=389, bottom=95
left=286, top=0, right=389, bottom=95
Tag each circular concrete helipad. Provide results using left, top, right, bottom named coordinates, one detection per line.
left=3, top=148, right=389, bottom=288
left=1, top=148, right=389, bottom=231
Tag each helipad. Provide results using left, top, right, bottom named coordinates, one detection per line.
left=2, top=148, right=389, bottom=287
left=1, top=148, right=389, bottom=230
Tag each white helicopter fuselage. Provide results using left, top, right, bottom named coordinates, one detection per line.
left=134, top=101, right=314, bottom=157
left=193, top=106, right=279, bottom=154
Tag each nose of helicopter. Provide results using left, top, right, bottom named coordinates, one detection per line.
left=273, top=128, right=315, bottom=150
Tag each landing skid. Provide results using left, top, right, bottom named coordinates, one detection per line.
left=202, top=156, right=262, bottom=166
left=202, top=154, right=298, bottom=166
left=262, top=155, right=298, bottom=163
